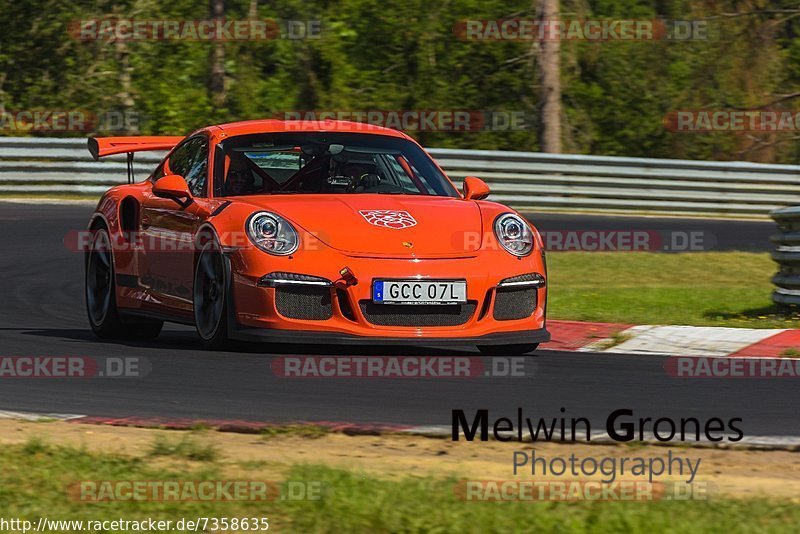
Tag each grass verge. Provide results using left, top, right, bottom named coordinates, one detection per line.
left=2, top=438, right=799, bottom=533
left=259, top=424, right=331, bottom=440
left=548, top=252, right=799, bottom=328
left=148, top=434, right=219, bottom=462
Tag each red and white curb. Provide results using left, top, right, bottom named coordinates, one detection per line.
left=0, top=410, right=798, bottom=451
left=545, top=320, right=800, bottom=358
left=0, top=410, right=85, bottom=421
left=399, top=426, right=800, bottom=450
left=0, top=412, right=409, bottom=435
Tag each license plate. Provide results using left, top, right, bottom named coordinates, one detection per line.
left=373, top=280, right=467, bottom=304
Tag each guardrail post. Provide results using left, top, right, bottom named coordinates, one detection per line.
left=770, top=206, right=800, bottom=308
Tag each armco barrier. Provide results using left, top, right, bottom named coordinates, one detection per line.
left=428, top=148, right=800, bottom=218
left=0, top=137, right=163, bottom=195
left=2, top=137, right=800, bottom=218
left=771, top=206, right=800, bottom=307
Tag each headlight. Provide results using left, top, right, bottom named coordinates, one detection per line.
left=494, top=213, right=534, bottom=257
left=246, top=211, right=299, bottom=255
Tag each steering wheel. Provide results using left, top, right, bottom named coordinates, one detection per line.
left=348, top=173, right=384, bottom=193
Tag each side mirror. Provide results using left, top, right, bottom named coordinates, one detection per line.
left=463, top=176, right=490, bottom=201
left=153, top=174, right=192, bottom=203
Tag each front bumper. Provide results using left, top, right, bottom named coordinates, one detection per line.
left=228, top=245, right=548, bottom=343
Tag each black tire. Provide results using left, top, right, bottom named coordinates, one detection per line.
left=193, top=238, right=230, bottom=349
left=86, top=227, right=163, bottom=340
left=477, top=343, right=539, bottom=356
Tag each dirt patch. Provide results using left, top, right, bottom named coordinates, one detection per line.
left=3, top=419, right=798, bottom=499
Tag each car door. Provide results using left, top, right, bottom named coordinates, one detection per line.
left=140, top=136, right=210, bottom=314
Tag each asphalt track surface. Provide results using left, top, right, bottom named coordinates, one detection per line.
left=0, top=202, right=796, bottom=437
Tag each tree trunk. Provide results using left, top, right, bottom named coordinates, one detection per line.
left=0, top=73, right=6, bottom=115
left=112, top=2, right=137, bottom=134
left=210, top=0, right=226, bottom=107
left=538, top=0, right=561, bottom=153
left=115, top=39, right=137, bottom=134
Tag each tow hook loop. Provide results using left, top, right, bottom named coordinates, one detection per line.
left=335, top=267, right=358, bottom=288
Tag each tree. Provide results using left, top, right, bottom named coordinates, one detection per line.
left=210, top=0, right=226, bottom=108
left=538, top=0, right=561, bottom=152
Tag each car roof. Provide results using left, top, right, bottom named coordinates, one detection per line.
left=207, top=119, right=412, bottom=140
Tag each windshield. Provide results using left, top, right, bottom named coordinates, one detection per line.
left=215, top=132, right=459, bottom=198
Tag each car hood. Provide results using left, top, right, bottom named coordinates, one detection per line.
left=242, top=194, right=483, bottom=258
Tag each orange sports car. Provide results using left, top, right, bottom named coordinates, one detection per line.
left=85, top=120, right=549, bottom=354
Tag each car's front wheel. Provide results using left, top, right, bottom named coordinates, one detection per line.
left=86, top=226, right=162, bottom=340
left=193, top=239, right=230, bottom=349
left=477, top=343, right=539, bottom=356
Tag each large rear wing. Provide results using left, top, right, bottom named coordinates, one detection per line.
left=87, top=136, right=184, bottom=160
left=87, top=135, right=184, bottom=183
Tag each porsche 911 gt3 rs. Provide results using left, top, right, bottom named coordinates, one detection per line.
left=84, top=120, right=549, bottom=354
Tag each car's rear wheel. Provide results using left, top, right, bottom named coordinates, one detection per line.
left=477, top=343, right=539, bottom=356
left=86, top=226, right=162, bottom=340
left=194, top=239, right=230, bottom=348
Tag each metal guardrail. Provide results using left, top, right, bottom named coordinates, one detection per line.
left=429, top=148, right=800, bottom=218
left=1, top=137, right=800, bottom=218
left=0, top=137, right=163, bottom=195
left=771, top=206, right=800, bottom=307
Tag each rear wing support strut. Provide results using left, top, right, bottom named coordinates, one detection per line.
left=87, top=136, right=184, bottom=184
left=126, top=152, right=134, bottom=184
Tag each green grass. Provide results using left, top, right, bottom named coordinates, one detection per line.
left=548, top=252, right=800, bottom=328
left=1, top=438, right=799, bottom=533
left=148, top=434, right=219, bottom=462
left=285, top=468, right=799, bottom=533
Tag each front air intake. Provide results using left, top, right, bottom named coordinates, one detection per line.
left=359, top=301, right=476, bottom=327
left=276, top=286, right=333, bottom=320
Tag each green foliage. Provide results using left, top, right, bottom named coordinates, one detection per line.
left=2, top=1, right=800, bottom=161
